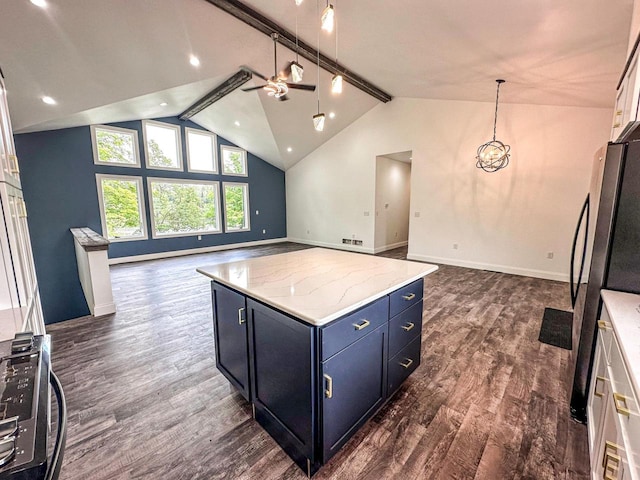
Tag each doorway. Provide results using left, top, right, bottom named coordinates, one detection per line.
left=374, top=151, right=412, bottom=255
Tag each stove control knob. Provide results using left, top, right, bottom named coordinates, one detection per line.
left=0, top=416, right=18, bottom=440
left=0, top=436, right=15, bottom=467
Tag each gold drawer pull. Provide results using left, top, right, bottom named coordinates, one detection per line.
left=594, top=376, right=606, bottom=398
left=237, top=307, right=246, bottom=325
left=323, top=374, right=333, bottom=399
left=354, top=319, right=370, bottom=331
left=399, top=358, right=413, bottom=369
left=18, top=199, right=27, bottom=218
left=401, top=322, right=415, bottom=332
left=616, top=110, right=623, bottom=116
left=613, top=392, right=630, bottom=417
left=598, top=320, right=609, bottom=330
left=402, top=293, right=416, bottom=301
left=613, top=122, right=622, bottom=128
left=8, top=154, right=19, bottom=174
left=603, top=452, right=621, bottom=479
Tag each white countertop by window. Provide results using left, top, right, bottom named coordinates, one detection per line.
left=601, top=289, right=640, bottom=398
left=197, top=248, right=438, bottom=326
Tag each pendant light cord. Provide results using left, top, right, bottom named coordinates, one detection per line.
left=317, top=0, right=321, bottom=114
left=493, top=81, right=502, bottom=142
left=295, top=10, right=299, bottom=63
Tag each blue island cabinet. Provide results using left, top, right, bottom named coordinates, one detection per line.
left=210, top=278, right=424, bottom=477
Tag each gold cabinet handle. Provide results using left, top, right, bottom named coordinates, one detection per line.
left=238, top=307, right=246, bottom=325
left=594, top=376, right=606, bottom=398
left=598, top=320, right=609, bottom=330
left=402, top=293, right=416, bottom=301
left=603, top=445, right=621, bottom=479
left=18, top=199, right=27, bottom=218
left=8, top=154, right=19, bottom=174
left=354, top=319, right=370, bottom=331
left=401, top=322, right=415, bottom=332
left=399, top=358, right=413, bottom=369
left=323, top=374, right=333, bottom=399
left=613, top=122, right=622, bottom=128
left=613, top=392, right=630, bottom=417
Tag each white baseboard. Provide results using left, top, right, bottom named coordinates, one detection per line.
left=373, top=241, right=408, bottom=254
left=287, top=237, right=374, bottom=254
left=109, top=237, right=289, bottom=265
left=406, top=252, right=569, bottom=282
left=93, top=302, right=116, bottom=316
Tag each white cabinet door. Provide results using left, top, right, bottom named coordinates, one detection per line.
left=588, top=334, right=610, bottom=459
left=0, top=76, right=20, bottom=188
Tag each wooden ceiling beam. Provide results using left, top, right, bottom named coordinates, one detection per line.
left=203, top=0, right=393, bottom=103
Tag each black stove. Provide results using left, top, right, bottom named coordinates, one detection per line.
left=0, top=333, right=66, bottom=480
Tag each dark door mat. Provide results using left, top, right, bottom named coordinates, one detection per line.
left=538, top=308, right=573, bottom=350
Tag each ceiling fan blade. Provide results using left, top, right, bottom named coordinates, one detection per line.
left=242, top=85, right=265, bottom=92
left=287, top=83, right=316, bottom=91
left=240, top=66, right=269, bottom=82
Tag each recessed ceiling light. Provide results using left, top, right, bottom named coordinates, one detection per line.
left=189, top=55, right=200, bottom=67
left=287, top=147, right=292, bottom=152
left=41, top=96, right=56, bottom=105
left=30, top=0, right=47, bottom=7
left=234, top=121, right=240, bottom=127
left=329, top=112, right=336, bottom=119
left=159, top=102, right=168, bottom=107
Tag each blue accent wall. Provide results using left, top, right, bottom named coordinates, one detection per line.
left=14, top=116, right=287, bottom=324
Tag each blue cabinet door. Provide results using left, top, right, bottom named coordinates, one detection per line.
left=212, top=282, right=250, bottom=401
left=321, top=323, right=387, bottom=463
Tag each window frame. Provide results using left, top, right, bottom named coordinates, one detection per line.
left=147, top=177, right=222, bottom=239
left=142, top=119, right=184, bottom=172
left=91, top=124, right=141, bottom=168
left=185, top=127, right=218, bottom=174
left=223, top=181, right=251, bottom=233
left=96, top=173, right=148, bottom=242
left=220, top=145, right=248, bottom=177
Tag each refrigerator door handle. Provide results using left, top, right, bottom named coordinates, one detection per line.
left=570, top=194, right=590, bottom=308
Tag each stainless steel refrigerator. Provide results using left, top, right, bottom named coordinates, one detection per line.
left=570, top=140, right=640, bottom=422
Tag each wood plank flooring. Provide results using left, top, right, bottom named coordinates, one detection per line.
left=47, top=243, right=589, bottom=479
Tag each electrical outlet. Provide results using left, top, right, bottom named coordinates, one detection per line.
left=414, top=211, right=420, bottom=218
left=256, top=210, right=259, bottom=215
left=306, top=230, right=310, bottom=234
left=352, top=234, right=356, bottom=239
left=262, top=229, right=266, bottom=234
left=364, top=211, right=370, bottom=216
left=453, top=243, right=458, bottom=250
left=547, top=252, right=554, bottom=259
left=197, top=235, right=202, bottom=241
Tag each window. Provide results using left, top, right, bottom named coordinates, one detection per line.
left=147, top=178, right=221, bottom=238
left=91, top=125, right=140, bottom=167
left=223, top=182, right=250, bottom=232
left=142, top=120, right=183, bottom=171
left=186, top=127, right=218, bottom=173
left=96, top=174, right=147, bottom=241
left=221, top=145, right=247, bottom=176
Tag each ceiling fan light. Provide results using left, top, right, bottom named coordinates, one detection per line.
left=321, top=4, right=335, bottom=33
left=313, top=113, right=326, bottom=132
left=295, top=0, right=303, bottom=5
left=291, top=62, right=304, bottom=83
left=331, top=74, right=343, bottom=94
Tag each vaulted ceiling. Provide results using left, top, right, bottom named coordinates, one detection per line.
left=0, top=0, right=633, bottom=170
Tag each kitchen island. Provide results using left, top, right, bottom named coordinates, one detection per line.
left=197, top=248, right=438, bottom=477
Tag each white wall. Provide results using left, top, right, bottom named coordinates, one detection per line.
left=374, top=156, right=411, bottom=252
left=286, top=97, right=612, bottom=281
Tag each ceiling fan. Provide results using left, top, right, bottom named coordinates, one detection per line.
left=242, top=33, right=316, bottom=101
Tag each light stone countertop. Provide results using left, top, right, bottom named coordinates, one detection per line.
left=601, top=289, right=640, bottom=398
left=197, top=248, right=438, bottom=326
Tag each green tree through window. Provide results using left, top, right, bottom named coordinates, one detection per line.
left=224, top=183, right=249, bottom=231
left=150, top=181, right=219, bottom=235
left=96, top=130, right=136, bottom=165
left=100, top=178, right=144, bottom=239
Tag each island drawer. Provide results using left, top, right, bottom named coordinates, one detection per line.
left=321, top=296, right=389, bottom=360
left=389, top=278, right=423, bottom=318
left=388, top=300, right=423, bottom=358
left=388, top=335, right=421, bottom=395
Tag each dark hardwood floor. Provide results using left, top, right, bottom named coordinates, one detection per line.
left=47, top=242, right=589, bottom=479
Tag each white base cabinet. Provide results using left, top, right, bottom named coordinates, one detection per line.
left=587, top=291, right=640, bottom=480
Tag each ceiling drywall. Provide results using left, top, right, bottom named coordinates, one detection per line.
left=0, top=0, right=632, bottom=170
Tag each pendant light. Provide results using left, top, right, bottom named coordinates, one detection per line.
left=331, top=0, right=343, bottom=94
left=321, top=1, right=335, bottom=33
left=314, top=0, right=326, bottom=131
left=476, top=79, right=511, bottom=173
left=295, top=0, right=303, bottom=5
left=290, top=11, right=304, bottom=83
